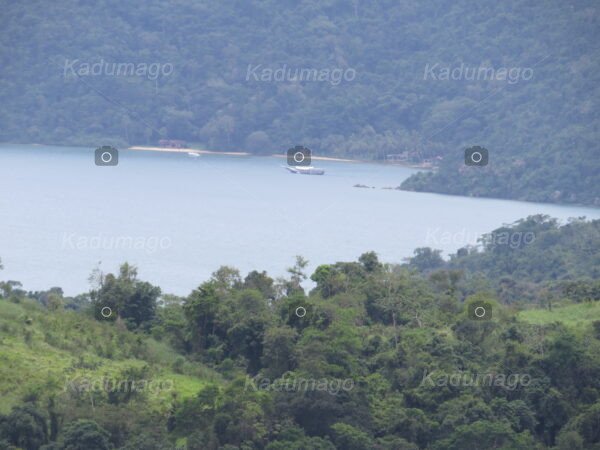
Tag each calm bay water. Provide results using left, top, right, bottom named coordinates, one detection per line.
left=1, top=144, right=598, bottom=296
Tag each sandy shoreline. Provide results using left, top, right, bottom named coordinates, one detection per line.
left=128, top=146, right=250, bottom=156
left=271, top=154, right=359, bottom=163
left=128, top=146, right=361, bottom=163
left=5, top=143, right=429, bottom=168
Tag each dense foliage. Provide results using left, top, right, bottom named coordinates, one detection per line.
left=400, top=144, right=600, bottom=205
left=1, top=217, right=599, bottom=449
left=1, top=1, right=599, bottom=204
left=405, top=215, right=600, bottom=304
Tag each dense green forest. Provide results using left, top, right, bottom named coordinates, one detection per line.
left=1, top=216, right=600, bottom=449
left=405, top=215, right=600, bottom=304
left=400, top=144, right=600, bottom=206
left=1, top=0, right=599, bottom=205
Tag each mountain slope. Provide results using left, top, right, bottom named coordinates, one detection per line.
left=1, top=0, right=599, bottom=204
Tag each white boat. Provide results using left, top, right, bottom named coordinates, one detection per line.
left=284, top=165, right=325, bottom=175
left=187, top=152, right=200, bottom=157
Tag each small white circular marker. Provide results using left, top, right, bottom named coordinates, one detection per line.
left=101, top=152, right=113, bottom=163
left=470, top=152, right=483, bottom=163
left=293, top=152, right=305, bottom=163
left=295, top=306, right=307, bottom=318
left=101, top=306, right=112, bottom=318
left=474, top=306, right=486, bottom=318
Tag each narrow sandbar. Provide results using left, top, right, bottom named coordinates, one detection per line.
left=271, top=154, right=359, bottom=163
left=128, top=146, right=250, bottom=156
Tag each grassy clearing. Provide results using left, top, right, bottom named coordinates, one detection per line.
left=518, top=301, right=600, bottom=327
left=0, top=299, right=218, bottom=414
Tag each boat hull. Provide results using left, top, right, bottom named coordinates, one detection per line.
left=284, top=166, right=325, bottom=175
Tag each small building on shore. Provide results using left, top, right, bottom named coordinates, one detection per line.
left=159, top=139, right=188, bottom=148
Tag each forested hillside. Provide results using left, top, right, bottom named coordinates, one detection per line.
left=1, top=0, right=599, bottom=204
left=1, top=217, right=600, bottom=449
left=405, top=215, right=600, bottom=303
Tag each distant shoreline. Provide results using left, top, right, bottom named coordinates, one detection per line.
left=128, top=146, right=250, bottom=156
left=2, top=142, right=431, bottom=169
left=129, top=146, right=429, bottom=168
left=128, top=146, right=361, bottom=163
left=270, top=154, right=359, bottom=163
left=270, top=153, right=435, bottom=169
